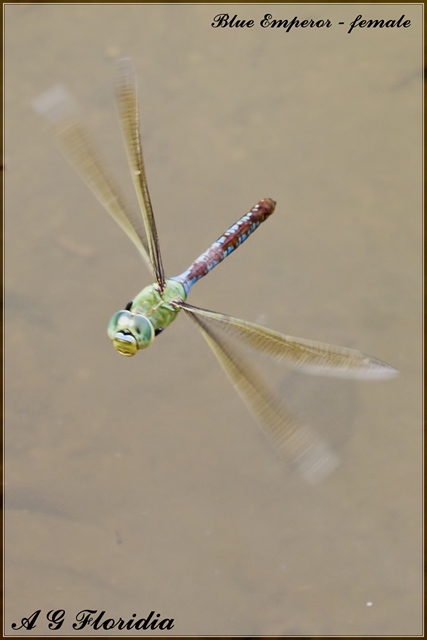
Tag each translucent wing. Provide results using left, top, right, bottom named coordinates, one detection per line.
left=114, top=57, right=166, bottom=289
left=179, top=302, right=398, bottom=380
left=179, top=302, right=341, bottom=484
left=32, top=84, right=152, bottom=272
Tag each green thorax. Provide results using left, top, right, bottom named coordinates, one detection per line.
left=131, top=278, right=186, bottom=332
left=107, top=279, right=186, bottom=357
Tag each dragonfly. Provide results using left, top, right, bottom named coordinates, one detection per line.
left=33, top=57, right=398, bottom=484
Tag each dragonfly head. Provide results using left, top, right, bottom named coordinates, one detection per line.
left=107, top=310, right=154, bottom=356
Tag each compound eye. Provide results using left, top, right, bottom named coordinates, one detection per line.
left=107, top=310, right=155, bottom=356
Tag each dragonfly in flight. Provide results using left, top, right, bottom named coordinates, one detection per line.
left=33, top=57, right=398, bottom=483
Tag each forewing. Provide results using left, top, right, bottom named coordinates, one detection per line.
left=179, top=302, right=398, bottom=380
left=114, top=57, right=166, bottom=288
left=181, top=304, right=340, bottom=484
left=32, top=84, right=152, bottom=272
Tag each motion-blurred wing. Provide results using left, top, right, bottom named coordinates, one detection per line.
left=179, top=302, right=398, bottom=380
left=181, top=302, right=341, bottom=484
left=114, top=57, right=166, bottom=289
left=33, top=83, right=152, bottom=272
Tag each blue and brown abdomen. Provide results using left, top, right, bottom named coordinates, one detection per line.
left=172, top=198, right=276, bottom=295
